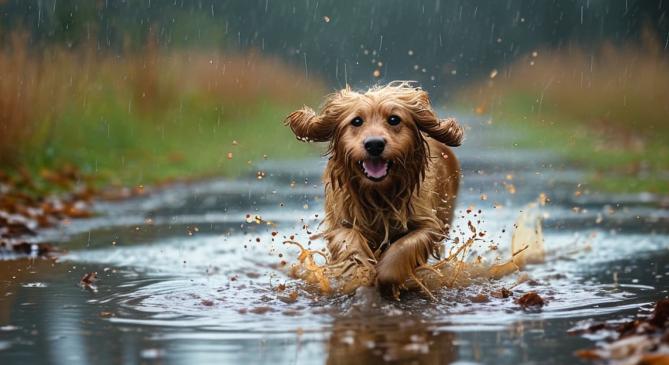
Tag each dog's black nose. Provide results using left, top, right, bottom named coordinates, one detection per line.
left=364, top=137, right=386, bottom=156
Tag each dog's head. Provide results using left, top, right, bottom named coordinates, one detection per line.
left=285, top=82, right=463, bottom=190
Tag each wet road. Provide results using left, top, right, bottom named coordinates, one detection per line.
left=1, top=116, right=668, bottom=364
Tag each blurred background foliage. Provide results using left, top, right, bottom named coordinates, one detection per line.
left=0, top=0, right=667, bottom=191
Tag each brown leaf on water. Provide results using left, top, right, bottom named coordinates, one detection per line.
left=573, top=301, right=669, bottom=363
left=79, top=272, right=98, bottom=291
left=491, top=287, right=513, bottom=299
left=516, top=291, right=545, bottom=308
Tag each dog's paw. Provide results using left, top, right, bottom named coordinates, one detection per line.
left=376, top=279, right=401, bottom=300
left=375, top=258, right=410, bottom=300
left=328, top=254, right=377, bottom=294
left=376, top=245, right=414, bottom=283
left=376, top=260, right=406, bottom=286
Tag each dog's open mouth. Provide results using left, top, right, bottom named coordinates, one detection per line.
left=358, top=159, right=392, bottom=181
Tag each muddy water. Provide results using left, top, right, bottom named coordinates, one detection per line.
left=1, top=118, right=669, bottom=364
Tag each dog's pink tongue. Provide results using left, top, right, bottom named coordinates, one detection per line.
left=363, top=159, right=388, bottom=178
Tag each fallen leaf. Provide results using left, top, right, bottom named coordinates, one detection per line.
left=79, top=272, right=98, bottom=291
left=516, top=292, right=545, bottom=308
left=491, top=287, right=513, bottom=299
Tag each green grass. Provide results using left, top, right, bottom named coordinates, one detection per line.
left=0, top=39, right=324, bottom=193
left=21, top=93, right=315, bottom=188
left=470, top=93, right=669, bottom=194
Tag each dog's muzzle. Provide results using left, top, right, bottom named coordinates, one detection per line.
left=358, top=158, right=392, bottom=181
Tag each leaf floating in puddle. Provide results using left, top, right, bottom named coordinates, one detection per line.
left=79, top=272, right=98, bottom=292
left=490, top=287, right=513, bottom=299
left=574, top=299, right=669, bottom=363
left=515, top=291, right=545, bottom=309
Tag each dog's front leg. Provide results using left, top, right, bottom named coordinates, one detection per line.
left=375, top=228, right=441, bottom=293
left=323, top=227, right=378, bottom=289
left=324, top=227, right=377, bottom=266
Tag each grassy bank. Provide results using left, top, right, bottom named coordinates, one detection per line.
left=457, top=35, right=669, bottom=194
left=0, top=33, right=323, bottom=189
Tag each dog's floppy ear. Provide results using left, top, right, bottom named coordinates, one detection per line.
left=284, top=107, right=333, bottom=142
left=284, top=106, right=337, bottom=142
left=411, top=90, right=464, bottom=147
left=284, top=89, right=355, bottom=142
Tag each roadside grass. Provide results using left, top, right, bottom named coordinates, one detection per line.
left=456, top=35, right=669, bottom=194
left=0, top=33, right=323, bottom=190
left=28, top=98, right=313, bottom=187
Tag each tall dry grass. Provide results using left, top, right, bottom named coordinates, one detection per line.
left=461, top=31, right=669, bottom=140
left=0, top=33, right=74, bottom=164
left=0, top=33, right=321, bottom=165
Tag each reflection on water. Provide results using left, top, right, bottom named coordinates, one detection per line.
left=326, top=313, right=457, bottom=364
left=1, top=119, right=668, bottom=364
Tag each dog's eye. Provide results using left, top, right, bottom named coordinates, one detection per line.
left=387, top=115, right=401, bottom=126
left=351, top=117, right=364, bottom=127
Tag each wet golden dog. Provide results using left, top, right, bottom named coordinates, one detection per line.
left=285, top=82, right=463, bottom=296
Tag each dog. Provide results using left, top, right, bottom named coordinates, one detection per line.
left=285, top=81, right=463, bottom=296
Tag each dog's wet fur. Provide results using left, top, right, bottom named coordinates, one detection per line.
left=285, top=81, right=463, bottom=297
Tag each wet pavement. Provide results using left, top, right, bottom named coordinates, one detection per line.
left=1, top=116, right=668, bottom=364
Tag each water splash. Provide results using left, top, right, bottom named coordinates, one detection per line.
left=285, top=199, right=547, bottom=299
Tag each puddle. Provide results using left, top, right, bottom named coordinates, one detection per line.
left=1, top=119, right=668, bottom=364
